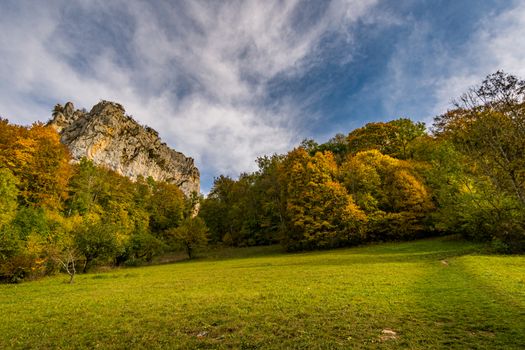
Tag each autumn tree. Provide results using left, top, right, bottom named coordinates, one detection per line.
left=279, top=149, right=366, bottom=251
left=0, top=121, right=72, bottom=210
left=341, top=150, right=434, bottom=240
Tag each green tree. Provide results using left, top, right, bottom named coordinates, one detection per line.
left=148, top=181, right=185, bottom=235
left=346, top=119, right=426, bottom=159
left=168, top=217, right=208, bottom=259
left=0, top=168, right=18, bottom=228
left=75, top=218, right=119, bottom=272
left=199, top=175, right=237, bottom=243
left=389, top=118, right=426, bottom=159
left=433, top=71, right=525, bottom=251
left=122, top=232, right=165, bottom=265
left=347, top=122, right=398, bottom=156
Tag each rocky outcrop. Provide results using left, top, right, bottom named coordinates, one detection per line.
left=48, top=101, right=200, bottom=197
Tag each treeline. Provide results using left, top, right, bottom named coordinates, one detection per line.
left=199, top=71, right=525, bottom=253
left=0, top=120, right=205, bottom=283
left=1, top=71, right=523, bottom=282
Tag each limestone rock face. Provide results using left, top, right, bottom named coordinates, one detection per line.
left=48, top=101, right=200, bottom=197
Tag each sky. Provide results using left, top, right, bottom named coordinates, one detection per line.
left=1, top=0, right=524, bottom=193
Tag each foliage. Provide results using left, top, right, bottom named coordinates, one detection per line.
left=346, top=118, right=426, bottom=159
left=0, top=226, right=23, bottom=281
left=199, top=156, right=285, bottom=247
left=198, top=175, right=236, bottom=243
left=2, top=71, right=525, bottom=281
left=279, top=149, right=367, bottom=250
left=122, top=232, right=165, bottom=265
left=74, top=218, right=119, bottom=272
left=433, top=71, right=525, bottom=251
left=0, top=121, right=72, bottom=209
left=0, top=168, right=18, bottom=228
left=167, top=217, right=209, bottom=259
left=340, top=150, right=434, bottom=240
left=148, top=181, right=185, bottom=235
left=199, top=72, right=523, bottom=251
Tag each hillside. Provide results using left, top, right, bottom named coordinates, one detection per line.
left=1, top=237, right=524, bottom=349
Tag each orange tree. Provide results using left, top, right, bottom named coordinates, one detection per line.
left=340, top=150, right=434, bottom=240
left=279, top=148, right=366, bottom=251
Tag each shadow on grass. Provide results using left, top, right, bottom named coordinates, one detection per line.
left=399, top=253, right=525, bottom=349
left=285, top=237, right=479, bottom=265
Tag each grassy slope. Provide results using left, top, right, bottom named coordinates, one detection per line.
left=1, top=237, right=524, bottom=349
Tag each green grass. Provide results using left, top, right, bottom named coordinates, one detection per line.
left=1, top=237, right=524, bottom=349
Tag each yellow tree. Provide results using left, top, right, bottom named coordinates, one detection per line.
left=279, top=148, right=366, bottom=251
left=341, top=150, right=433, bottom=240
left=0, top=121, right=72, bottom=210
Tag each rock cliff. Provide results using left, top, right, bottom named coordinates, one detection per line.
left=48, top=101, right=200, bottom=197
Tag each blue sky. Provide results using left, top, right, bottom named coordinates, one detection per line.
left=1, top=0, right=524, bottom=193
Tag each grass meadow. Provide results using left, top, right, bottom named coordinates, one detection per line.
left=1, top=237, right=524, bottom=349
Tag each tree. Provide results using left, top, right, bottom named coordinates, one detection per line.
left=48, top=244, right=79, bottom=284
left=340, top=150, right=434, bottom=240
left=0, top=168, right=18, bottom=228
left=347, top=122, right=398, bottom=156
left=168, top=217, right=208, bottom=259
left=148, top=181, right=185, bottom=235
left=199, top=175, right=237, bottom=243
left=434, top=71, right=525, bottom=204
left=199, top=155, right=285, bottom=247
left=21, top=124, right=72, bottom=209
left=433, top=71, right=525, bottom=251
left=313, top=134, right=349, bottom=164
left=121, top=232, right=165, bottom=265
left=346, top=119, right=426, bottom=159
left=279, top=149, right=366, bottom=251
left=75, top=218, right=119, bottom=272
left=0, top=121, right=72, bottom=210
left=0, top=226, right=22, bottom=280
left=389, top=118, right=426, bottom=159
left=66, top=158, right=101, bottom=216
left=251, top=154, right=286, bottom=244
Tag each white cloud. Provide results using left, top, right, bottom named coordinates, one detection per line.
left=0, top=0, right=378, bottom=191
left=431, top=1, right=525, bottom=117
left=379, top=1, right=525, bottom=126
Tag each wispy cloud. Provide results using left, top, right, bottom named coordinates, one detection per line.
left=1, top=0, right=523, bottom=191
left=433, top=0, right=525, bottom=111
left=0, top=0, right=378, bottom=191
left=380, top=0, right=525, bottom=124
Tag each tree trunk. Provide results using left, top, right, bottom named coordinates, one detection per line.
left=83, top=257, right=92, bottom=273
left=186, top=244, right=193, bottom=259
